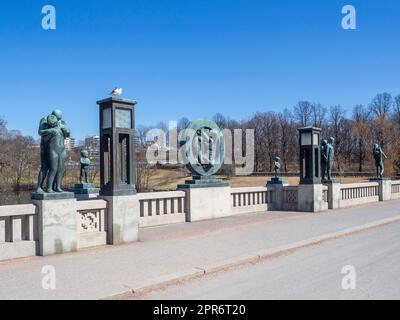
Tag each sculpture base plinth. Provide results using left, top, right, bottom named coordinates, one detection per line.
left=177, top=176, right=229, bottom=189
left=74, top=183, right=100, bottom=200
left=267, top=177, right=288, bottom=185
left=31, top=192, right=75, bottom=201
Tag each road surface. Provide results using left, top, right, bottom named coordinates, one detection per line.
left=135, top=221, right=400, bottom=300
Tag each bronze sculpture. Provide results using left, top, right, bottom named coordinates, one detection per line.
left=373, top=144, right=387, bottom=178
left=274, top=156, right=281, bottom=179
left=36, top=109, right=70, bottom=193
left=80, top=150, right=91, bottom=184
left=321, top=137, right=335, bottom=181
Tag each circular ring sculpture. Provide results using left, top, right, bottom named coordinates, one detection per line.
left=181, top=119, right=225, bottom=177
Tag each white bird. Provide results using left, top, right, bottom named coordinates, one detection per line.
left=110, top=87, right=122, bottom=96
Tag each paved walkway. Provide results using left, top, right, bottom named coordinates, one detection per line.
left=0, top=200, right=399, bottom=300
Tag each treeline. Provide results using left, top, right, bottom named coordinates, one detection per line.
left=137, top=92, right=400, bottom=177
left=1, top=92, right=400, bottom=191
left=0, top=118, right=39, bottom=190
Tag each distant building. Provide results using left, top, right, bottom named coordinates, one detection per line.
left=84, top=135, right=100, bottom=161
left=64, top=137, right=76, bottom=151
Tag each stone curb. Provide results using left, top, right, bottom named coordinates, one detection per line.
left=104, top=215, right=400, bottom=300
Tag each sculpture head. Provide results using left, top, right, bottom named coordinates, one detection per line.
left=52, top=109, right=63, bottom=121
left=47, top=114, right=58, bottom=128
left=321, top=139, right=328, bottom=146
left=328, top=137, right=335, bottom=145
left=275, top=156, right=281, bottom=162
left=81, top=150, right=89, bottom=158
left=373, top=143, right=379, bottom=150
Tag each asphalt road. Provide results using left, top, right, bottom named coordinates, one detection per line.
left=136, top=221, right=400, bottom=300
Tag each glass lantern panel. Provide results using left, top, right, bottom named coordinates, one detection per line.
left=115, top=109, right=132, bottom=129
left=102, top=108, right=112, bottom=129
left=301, top=132, right=312, bottom=146
left=313, top=133, right=320, bottom=145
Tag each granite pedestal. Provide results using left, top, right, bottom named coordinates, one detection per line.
left=297, top=184, right=327, bottom=212
left=266, top=178, right=288, bottom=210
left=178, top=176, right=231, bottom=222
left=102, top=195, right=139, bottom=244
left=32, top=197, right=78, bottom=256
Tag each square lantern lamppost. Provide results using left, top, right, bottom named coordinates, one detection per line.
left=298, top=127, right=322, bottom=185
left=97, top=97, right=137, bottom=196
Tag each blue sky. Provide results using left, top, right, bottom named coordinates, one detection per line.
left=0, top=0, right=399, bottom=140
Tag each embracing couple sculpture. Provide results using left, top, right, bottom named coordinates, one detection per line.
left=36, top=109, right=70, bottom=194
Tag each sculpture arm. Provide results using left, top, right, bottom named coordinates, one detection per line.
left=60, top=123, right=71, bottom=139
left=39, top=128, right=57, bottom=137
left=38, top=117, right=48, bottom=136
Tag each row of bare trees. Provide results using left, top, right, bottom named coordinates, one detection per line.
left=1, top=92, right=399, bottom=191
left=212, top=93, right=400, bottom=176
left=136, top=92, right=400, bottom=177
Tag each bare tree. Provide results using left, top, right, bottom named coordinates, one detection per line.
left=369, top=93, right=394, bottom=147
left=327, top=105, right=346, bottom=172
left=394, top=94, right=400, bottom=125
left=278, top=109, right=297, bottom=172
left=213, top=113, right=227, bottom=129
left=294, top=101, right=313, bottom=127
left=352, top=105, right=370, bottom=172
left=0, top=117, right=7, bottom=138
left=370, top=93, right=393, bottom=119
left=311, top=103, right=327, bottom=128
left=177, top=117, right=190, bottom=131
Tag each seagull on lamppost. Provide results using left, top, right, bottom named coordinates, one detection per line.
left=110, top=87, right=122, bottom=96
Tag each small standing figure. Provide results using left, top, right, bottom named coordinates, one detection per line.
left=326, top=137, right=335, bottom=181
left=321, top=138, right=335, bottom=181
left=80, top=150, right=91, bottom=184
left=274, top=156, right=281, bottom=179
left=372, top=144, right=387, bottom=178
left=320, top=139, right=328, bottom=180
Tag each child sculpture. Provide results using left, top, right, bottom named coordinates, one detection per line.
left=80, top=150, right=91, bottom=184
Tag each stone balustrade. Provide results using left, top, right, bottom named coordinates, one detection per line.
left=231, top=187, right=274, bottom=215
left=76, top=199, right=108, bottom=249
left=1, top=179, right=400, bottom=262
left=283, top=186, right=298, bottom=211
left=392, top=180, right=400, bottom=200
left=138, top=191, right=186, bottom=228
left=0, top=204, right=37, bottom=261
left=339, top=182, right=380, bottom=208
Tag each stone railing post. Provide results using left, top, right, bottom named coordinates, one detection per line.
left=297, top=184, right=327, bottom=212
left=377, top=179, right=392, bottom=201
left=323, top=181, right=341, bottom=209
left=32, top=197, right=78, bottom=256
left=102, top=195, right=139, bottom=244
